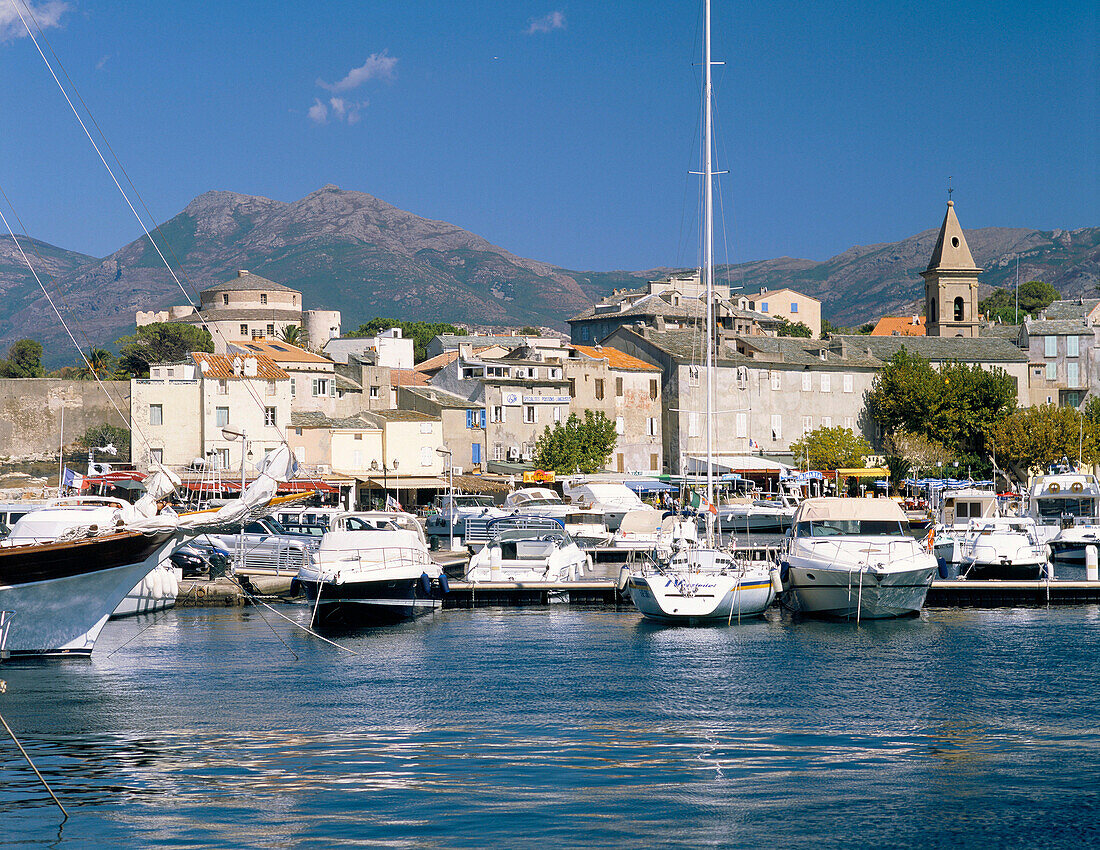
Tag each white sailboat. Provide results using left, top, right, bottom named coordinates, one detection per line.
left=627, top=0, right=777, bottom=624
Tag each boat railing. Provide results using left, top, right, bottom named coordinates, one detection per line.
left=231, top=536, right=314, bottom=576
left=803, top=536, right=919, bottom=569
left=316, top=546, right=435, bottom=578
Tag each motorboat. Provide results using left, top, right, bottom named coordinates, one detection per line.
left=562, top=480, right=655, bottom=531
left=715, top=481, right=799, bottom=534
left=0, top=449, right=298, bottom=656
left=931, top=487, right=1001, bottom=573
left=610, top=509, right=665, bottom=553
left=465, top=488, right=608, bottom=551
left=780, top=498, right=937, bottom=620
left=1026, top=471, right=1100, bottom=562
left=956, top=516, right=1049, bottom=581
left=296, top=511, right=446, bottom=626
left=464, top=516, right=590, bottom=582
left=204, top=515, right=319, bottom=576
left=425, top=493, right=508, bottom=545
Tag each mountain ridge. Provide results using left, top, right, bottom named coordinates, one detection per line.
left=0, top=185, right=1095, bottom=366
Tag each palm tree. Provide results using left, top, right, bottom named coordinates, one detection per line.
left=79, top=347, right=115, bottom=380
left=279, top=324, right=307, bottom=348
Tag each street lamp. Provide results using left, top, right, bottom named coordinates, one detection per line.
left=221, top=427, right=250, bottom=495
left=436, top=446, right=454, bottom=551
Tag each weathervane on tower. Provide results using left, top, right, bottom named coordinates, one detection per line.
left=948, top=176, right=954, bottom=204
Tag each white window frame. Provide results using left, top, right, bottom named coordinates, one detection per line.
left=615, top=415, right=625, bottom=435
left=149, top=404, right=163, bottom=426
left=801, top=372, right=811, bottom=392
left=523, top=405, right=537, bottom=424
left=1045, top=336, right=1057, bottom=358
left=491, top=405, right=504, bottom=423
left=647, top=417, right=658, bottom=436
left=735, top=412, right=747, bottom=438
left=771, top=414, right=782, bottom=442
left=822, top=416, right=832, bottom=428
left=264, top=406, right=276, bottom=427
left=215, top=407, right=229, bottom=427
left=770, top=371, right=781, bottom=391
left=1068, top=336, right=1080, bottom=358
left=149, top=448, right=163, bottom=464
left=843, top=374, right=854, bottom=393
left=802, top=415, right=812, bottom=436
left=1046, top=362, right=1057, bottom=381
left=1068, top=361, right=1079, bottom=387
left=821, top=374, right=831, bottom=393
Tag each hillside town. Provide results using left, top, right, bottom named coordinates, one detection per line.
left=1, top=200, right=1094, bottom=510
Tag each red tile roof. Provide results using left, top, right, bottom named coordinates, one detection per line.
left=570, top=345, right=662, bottom=372
left=191, top=352, right=288, bottom=380
left=391, top=369, right=431, bottom=386
left=871, top=316, right=926, bottom=336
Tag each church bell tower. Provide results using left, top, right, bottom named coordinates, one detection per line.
left=922, top=200, right=981, bottom=337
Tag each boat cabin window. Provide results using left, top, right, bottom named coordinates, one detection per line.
left=795, top=519, right=908, bottom=537
left=1037, top=498, right=1097, bottom=519
left=954, top=501, right=986, bottom=519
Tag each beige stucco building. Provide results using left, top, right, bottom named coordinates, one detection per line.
left=130, top=352, right=291, bottom=473
left=746, top=288, right=822, bottom=337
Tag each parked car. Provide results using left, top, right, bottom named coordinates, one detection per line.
left=169, top=540, right=232, bottom=578
left=204, top=517, right=320, bottom=576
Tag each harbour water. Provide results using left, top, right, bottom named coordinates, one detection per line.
left=3, top=604, right=1100, bottom=848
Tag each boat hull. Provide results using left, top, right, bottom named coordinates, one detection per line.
left=0, top=531, right=179, bottom=656
left=962, top=559, right=1049, bottom=581
left=628, top=572, right=774, bottom=623
left=111, top=563, right=180, bottom=618
left=716, top=511, right=792, bottom=534
left=300, top=576, right=441, bottom=626
left=783, top=562, right=936, bottom=620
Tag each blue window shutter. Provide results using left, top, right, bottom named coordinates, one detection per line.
left=472, top=443, right=481, bottom=464
left=466, top=409, right=473, bottom=428
left=480, top=409, right=486, bottom=428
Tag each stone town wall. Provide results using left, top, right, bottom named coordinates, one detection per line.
left=0, top=380, right=131, bottom=461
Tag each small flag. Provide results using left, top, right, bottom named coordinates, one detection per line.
left=689, top=490, right=719, bottom=516
left=748, top=438, right=761, bottom=451
left=61, top=467, right=84, bottom=491
left=385, top=494, right=402, bottom=511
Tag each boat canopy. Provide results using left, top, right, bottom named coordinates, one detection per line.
left=618, top=509, right=663, bottom=534
left=793, top=497, right=907, bottom=524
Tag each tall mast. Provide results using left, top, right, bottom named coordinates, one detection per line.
left=703, top=0, right=716, bottom=545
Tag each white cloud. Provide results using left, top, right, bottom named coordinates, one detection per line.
left=95, top=54, right=110, bottom=71
left=525, top=11, right=565, bottom=35
left=0, top=1, right=69, bottom=42
left=318, top=51, right=398, bottom=93
left=308, top=99, right=328, bottom=124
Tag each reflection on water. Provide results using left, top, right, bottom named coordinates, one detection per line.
left=2, top=605, right=1100, bottom=848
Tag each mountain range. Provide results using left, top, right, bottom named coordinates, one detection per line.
left=0, top=185, right=1096, bottom=366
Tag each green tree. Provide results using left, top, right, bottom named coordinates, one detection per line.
left=867, top=348, right=1016, bottom=459
left=988, top=404, right=1099, bottom=481
left=519, top=326, right=541, bottom=335
left=775, top=317, right=813, bottom=338
left=978, top=280, right=1060, bottom=323
left=346, top=318, right=467, bottom=362
left=789, top=426, right=871, bottom=470
left=75, top=423, right=132, bottom=463
left=882, top=429, right=955, bottom=477
left=0, top=339, right=45, bottom=377
left=534, top=410, right=617, bottom=474
left=114, top=323, right=214, bottom=378
left=1084, top=395, right=1100, bottom=425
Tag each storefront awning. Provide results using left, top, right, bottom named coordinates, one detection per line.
left=356, top=475, right=449, bottom=490
left=625, top=479, right=677, bottom=493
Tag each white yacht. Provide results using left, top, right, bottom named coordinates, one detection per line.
left=492, top=488, right=610, bottom=550
left=465, top=517, right=589, bottom=582
left=562, top=480, right=655, bottom=531
left=610, top=509, right=666, bottom=553
left=956, top=517, right=1049, bottom=580
left=781, top=498, right=938, bottom=620
left=296, top=511, right=445, bottom=626
left=626, top=0, right=776, bottom=625
left=1026, top=471, right=1100, bottom=562
left=931, top=487, right=1001, bottom=571
left=425, top=493, right=508, bottom=544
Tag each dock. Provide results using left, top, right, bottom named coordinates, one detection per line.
left=174, top=575, right=1100, bottom=610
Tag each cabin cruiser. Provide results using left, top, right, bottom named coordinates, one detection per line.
left=956, top=517, right=1049, bottom=580
left=609, top=509, right=666, bottom=553
left=931, top=488, right=1001, bottom=571
left=296, top=511, right=445, bottom=626
left=780, top=498, right=937, bottom=620
left=205, top=516, right=319, bottom=577
left=0, top=448, right=298, bottom=656
left=1026, top=472, right=1100, bottom=562
left=464, top=516, right=589, bottom=582
left=562, top=481, right=655, bottom=531
left=715, top=481, right=799, bottom=534
left=425, top=494, right=508, bottom=545
left=465, top=488, right=609, bottom=550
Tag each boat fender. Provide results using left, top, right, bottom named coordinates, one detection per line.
left=769, top=565, right=784, bottom=595
left=617, top=564, right=631, bottom=593
left=937, top=557, right=950, bottom=579
left=585, top=554, right=594, bottom=574
left=195, top=585, right=206, bottom=599
left=779, top=562, right=789, bottom=583
left=1072, top=481, right=1084, bottom=493
left=438, top=573, right=450, bottom=595
left=419, top=573, right=432, bottom=597
left=1049, top=482, right=1061, bottom=493
left=289, top=578, right=300, bottom=597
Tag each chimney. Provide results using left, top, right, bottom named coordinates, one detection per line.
left=244, top=357, right=258, bottom=377
left=238, top=269, right=249, bottom=277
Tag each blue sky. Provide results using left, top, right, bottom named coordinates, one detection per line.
left=1, top=0, right=1096, bottom=272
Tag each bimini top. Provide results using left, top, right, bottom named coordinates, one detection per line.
left=793, top=497, right=907, bottom=524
